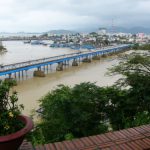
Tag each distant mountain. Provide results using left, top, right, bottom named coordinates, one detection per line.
left=127, top=27, right=150, bottom=34
left=0, top=32, right=42, bottom=37
left=76, top=26, right=150, bottom=34
left=1, top=26, right=150, bottom=36
left=107, top=26, right=150, bottom=34
left=47, top=29, right=78, bottom=35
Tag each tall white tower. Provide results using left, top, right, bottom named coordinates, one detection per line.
left=111, top=19, right=115, bottom=34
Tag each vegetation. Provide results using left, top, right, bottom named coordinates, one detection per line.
left=107, top=51, right=150, bottom=129
left=28, top=83, right=110, bottom=144
left=0, top=45, right=7, bottom=53
left=28, top=50, right=150, bottom=145
left=0, top=80, right=24, bottom=136
left=132, top=43, right=150, bottom=50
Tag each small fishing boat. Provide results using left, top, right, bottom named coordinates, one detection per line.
left=23, top=40, right=31, bottom=44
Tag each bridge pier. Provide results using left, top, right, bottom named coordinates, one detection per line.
left=56, top=62, right=63, bottom=71
left=79, top=57, right=81, bottom=63
left=8, top=73, right=11, bottom=79
left=43, top=66, right=45, bottom=72
left=33, top=70, right=45, bottom=77
left=72, top=59, right=78, bottom=66
left=22, top=70, right=24, bottom=78
left=38, top=67, right=41, bottom=71
left=46, top=65, right=49, bottom=73
left=82, top=56, right=91, bottom=63
left=14, top=72, right=17, bottom=78
left=25, top=70, right=28, bottom=78
left=18, top=72, right=21, bottom=78
left=92, top=55, right=101, bottom=60
left=101, top=53, right=107, bottom=58
left=50, top=64, right=52, bottom=71
left=63, top=60, right=69, bottom=66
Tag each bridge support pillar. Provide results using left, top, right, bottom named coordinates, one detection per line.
left=8, top=73, right=11, bottom=79
left=67, top=60, right=69, bottom=65
left=22, top=71, right=24, bottom=78
left=38, top=67, right=41, bottom=71
left=92, top=55, right=101, bottom=60
left=43, top=66, right=45, bottom=72
left=46, top=65, right=48, bottom=73
left=33, top=70, right=45, bottom=77
left=56, top=62, right=63, bottom=71
left=50, top=64, right=52, bottom=71
left=63, top=60, right=69, bottom=66
left=82, top=57, right=91, bottom=63
left=72, top=59, right=78, bottom=66
left=25, top=70, right=28, bottom=77
left=14, top=72, right=17, bottom=78
left=101, top=54, right=107, bottom=58
left=79, top=57, right=81, bottom=63
left=18, top=72, right=21, bottom=78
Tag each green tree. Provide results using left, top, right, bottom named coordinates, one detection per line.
left=0, top=45, right=7, bottom=53
left=132, top=43, right=150, bottom=50
left=33, top=83, right=108, bottom=143
left=107, top=51, right=150, bottom=129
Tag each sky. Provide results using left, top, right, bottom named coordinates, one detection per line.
left=0, top=0, right=150, bottom=32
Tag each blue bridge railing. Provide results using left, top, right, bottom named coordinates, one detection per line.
left=0, top=44, right=131, bottom=76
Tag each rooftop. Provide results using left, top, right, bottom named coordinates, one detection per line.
left=20, top=124, right=150, bottom=150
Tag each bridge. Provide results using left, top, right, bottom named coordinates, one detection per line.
left=0, top=44, right=131, bottom=78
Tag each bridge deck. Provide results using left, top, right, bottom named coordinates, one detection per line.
left=0, top=45, right=130, bottom=76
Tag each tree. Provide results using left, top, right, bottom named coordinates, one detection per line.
left=32, top=83, right=108, bottom=143
left=0, top=45, right=7, bottom=53
left=107, top=51, right=150, bottom=129
left=132, top=43, right=150, bottom=50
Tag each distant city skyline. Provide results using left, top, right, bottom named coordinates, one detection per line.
left=0, top=0, right=150, bottom=32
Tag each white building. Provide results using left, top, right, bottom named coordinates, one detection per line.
left=136, top=33, right=145, bottom=43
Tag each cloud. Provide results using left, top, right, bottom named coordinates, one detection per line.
left=0, top=0, right=150, bottom=32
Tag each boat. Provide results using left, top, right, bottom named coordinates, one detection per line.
left=23, top=40, right=31, bottom=44
left=31, top=40, right=43, bottom=45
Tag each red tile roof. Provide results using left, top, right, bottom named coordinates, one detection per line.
left=35, top=124, right=150, bottom=150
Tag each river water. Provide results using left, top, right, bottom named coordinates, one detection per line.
left=0, top=41, right=77, bottom=64
left=0, top=41, right=121, bottom=115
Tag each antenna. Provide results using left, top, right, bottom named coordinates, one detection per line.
left=111, top=19, right=115, bottom=34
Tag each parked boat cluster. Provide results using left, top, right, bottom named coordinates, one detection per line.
left=24, top=40, right=96, bottom=50
left=50, top=43, right=95, bottom=50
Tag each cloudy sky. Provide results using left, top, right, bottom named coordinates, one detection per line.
left=0, top=0, right=150, bottom=32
